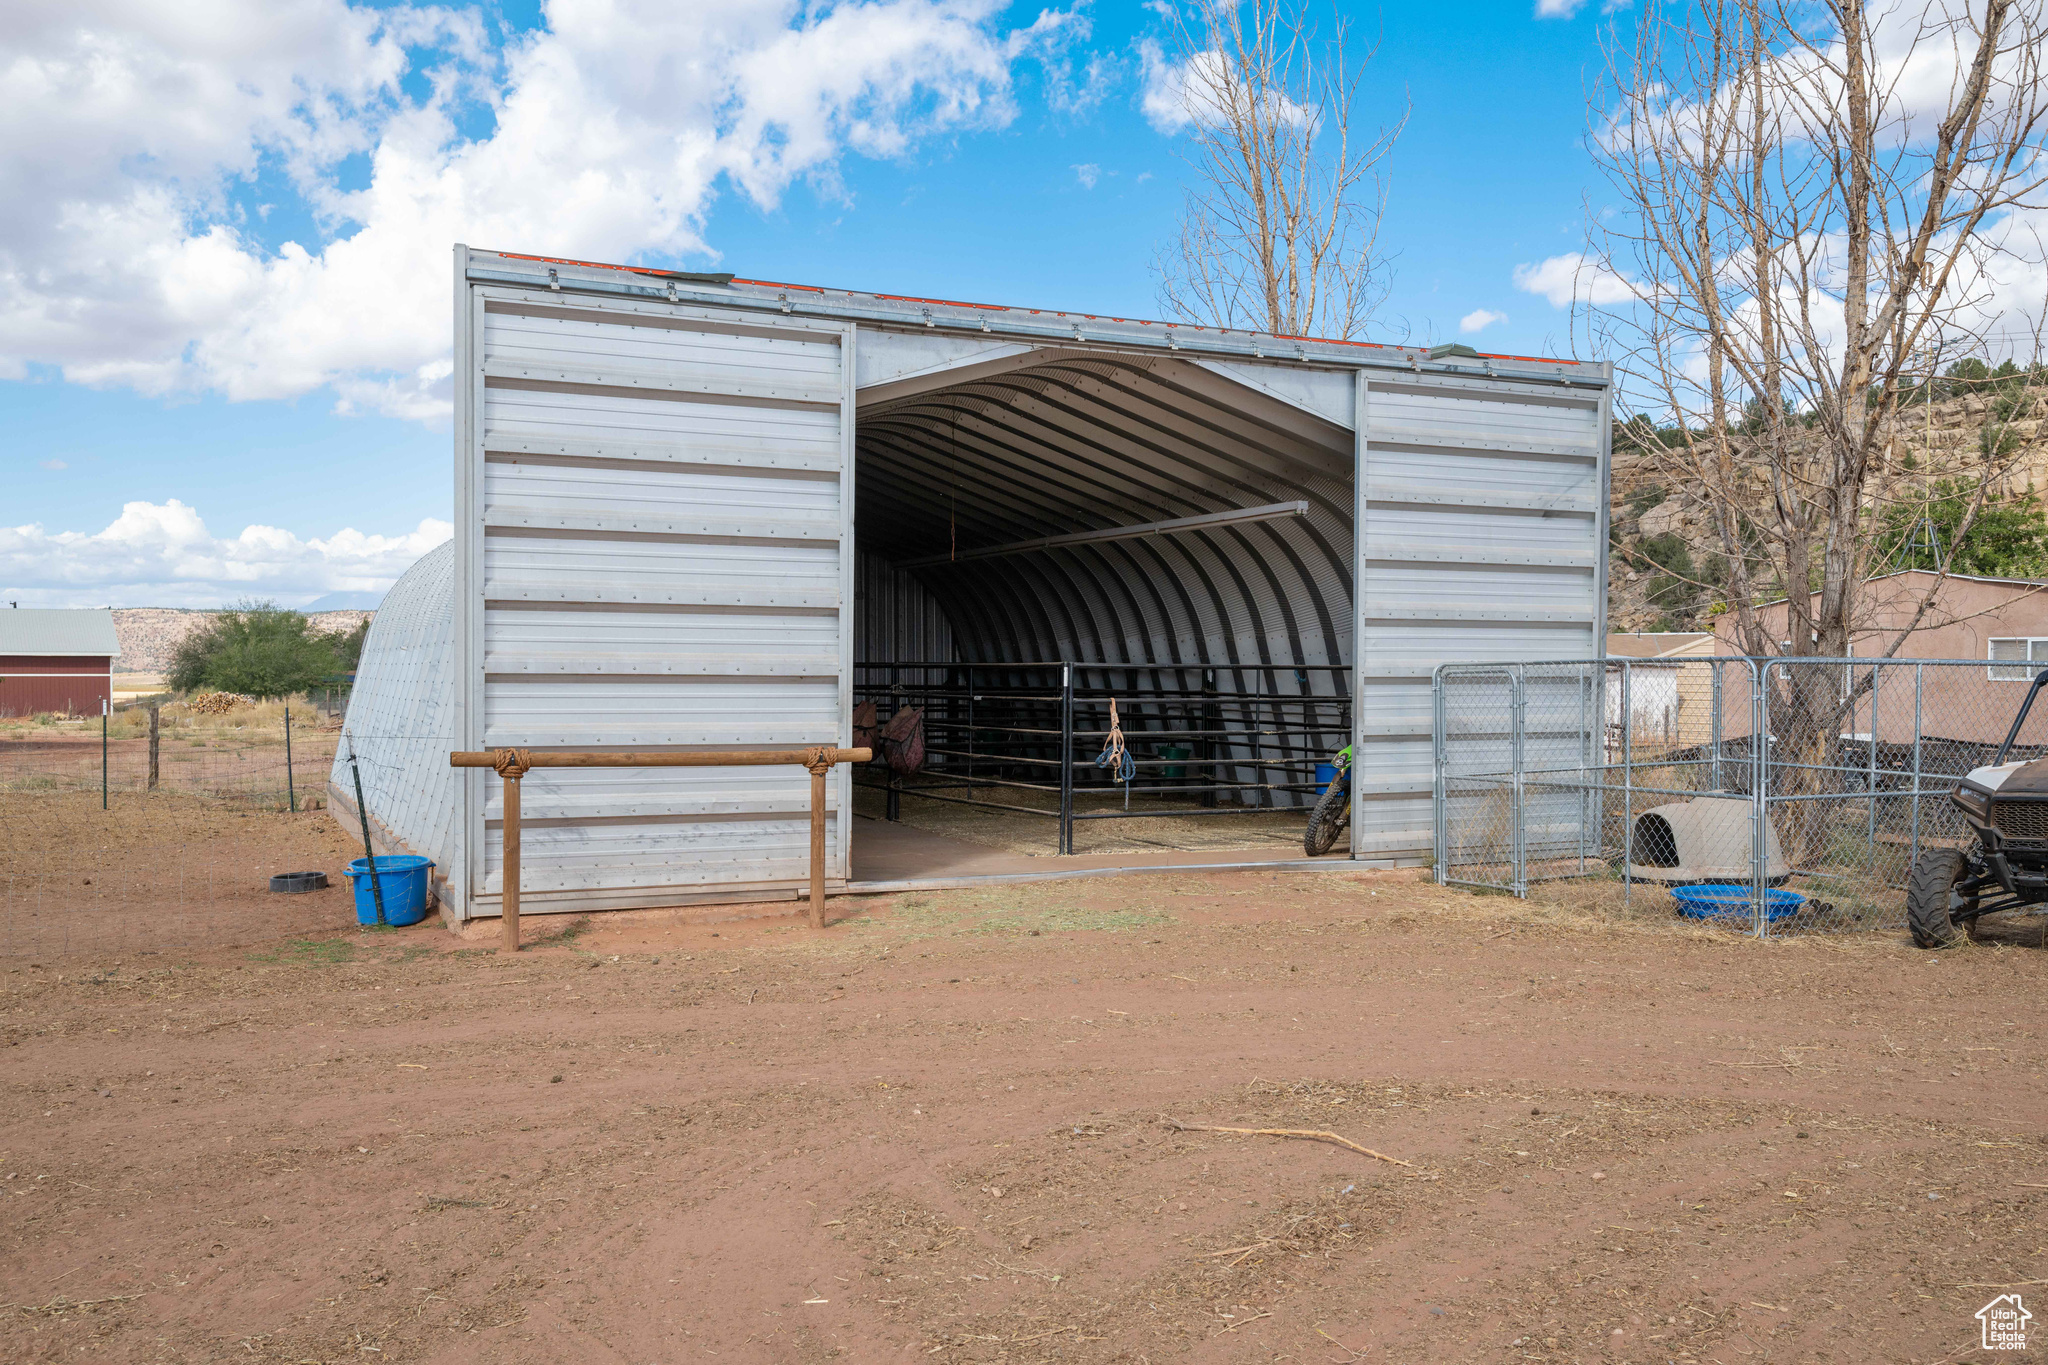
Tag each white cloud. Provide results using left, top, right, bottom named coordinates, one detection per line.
left=39, top=459, right=67, bottom=471
left=1459, top=308, right=1508, bottom=334
left=1514, top=252, right=1637, bottom=308
left=1046, top=49, right=1115, bottom=116
left=1073, top=162, right=1100, bottom=188
left=1138, top=36, right=1307, bottom=135
left=0, top=0, right=1077, bottom=421
left=1535, top=0, right=1586, bottom=15
left=0, top=500, right=453, bottom=608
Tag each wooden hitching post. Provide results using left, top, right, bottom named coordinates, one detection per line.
left=805, top=746, right=832, bottom=930
left=493, top=749, right=533, bottom=955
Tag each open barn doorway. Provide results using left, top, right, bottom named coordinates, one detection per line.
left=846, top=342, right=1359, bottom=887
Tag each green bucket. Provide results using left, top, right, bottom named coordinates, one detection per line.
left=1157, top=744, right=1191, bottom=779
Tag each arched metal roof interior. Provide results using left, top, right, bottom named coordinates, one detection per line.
left=855, top=352, right=1356, bottom=675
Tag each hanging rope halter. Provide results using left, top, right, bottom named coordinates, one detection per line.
left=1095, top=697, right=1136, bottom=784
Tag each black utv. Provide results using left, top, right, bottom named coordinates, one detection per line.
left=1908, top=668, right=2048, bottom=947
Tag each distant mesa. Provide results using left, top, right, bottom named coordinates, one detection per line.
left=301, top=591, right=387, bottom=611
left=111, top=605, right=375, bottom=675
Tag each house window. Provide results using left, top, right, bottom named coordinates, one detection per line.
left=1987, top=638, right=2048, bottom=681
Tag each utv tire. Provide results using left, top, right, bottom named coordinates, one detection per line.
left=1304, top=781, right=1350, bottom=857
left=1906, top=847, right=1975, bottom=949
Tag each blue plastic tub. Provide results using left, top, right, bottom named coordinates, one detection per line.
left=344, top=855, right=434, bottom=927
left=1315, top=761, right=1339, bottom=795
left=1669, top=884, right=1803, bottom=923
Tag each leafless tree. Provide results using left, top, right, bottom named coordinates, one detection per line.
left=1151, top=0, right=1407, bottom=340
left=1585, top=0, right=2048, bottom=855
left=1586, top=0, right=2048, bottom=662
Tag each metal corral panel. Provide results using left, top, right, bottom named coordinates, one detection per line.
left=331, top=543, right=461, bottom=893
left=1356, top=373, right=1609, bottom=855
left=452, top=255, right=854, bottom=917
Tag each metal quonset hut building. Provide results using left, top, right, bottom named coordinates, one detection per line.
left=337, top=245, right=1611, bottom=925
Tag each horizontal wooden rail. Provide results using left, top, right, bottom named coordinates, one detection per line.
left=449, top=749, right=871, bottom=769
left=450, top=746, right=872, bottom=952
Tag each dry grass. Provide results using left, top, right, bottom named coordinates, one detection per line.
left=1, top=693, right=341, bottom=746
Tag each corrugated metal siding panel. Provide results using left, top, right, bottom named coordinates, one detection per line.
left=464, top=290, right=850, bottom=910
left=482, top=386, right=841, bottom=469
left=484, top=458, right=840, bottom=527
left=483, top=534, right=840, bottom=607
left=483, top=678, right=842, bottom=746
left=481, top=813, right=837, bottom=895
left=856, top=553, right=954, bottom=664
left=484, top=306, right=841, bottom=397
left=331, top=542, right=459, bottom=885
left=1357, top=374, right=1605, bottom=854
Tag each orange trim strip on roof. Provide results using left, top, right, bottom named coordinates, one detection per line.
left=487, top=253, right=1590, bottom=366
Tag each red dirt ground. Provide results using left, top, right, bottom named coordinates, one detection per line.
left=3, top=797, right=2046, bottom=1363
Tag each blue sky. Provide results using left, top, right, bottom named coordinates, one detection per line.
left=1, top=0, right=1624, bottom=608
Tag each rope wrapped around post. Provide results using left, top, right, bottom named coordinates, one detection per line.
left=450, top=746, right=871, bottom=949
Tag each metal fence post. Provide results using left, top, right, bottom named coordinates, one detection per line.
left=101, top=698, right=109, bottom=810
left=1620, top=662, right=1633, bottom=907
left=1432, top=669, right=1447, bottom=885
left=147, top=704, right=160, bottom=792
left=1910, top=663, right=1924, bottom=876
left=1866, top=664, right=1880, bottom=863
left=284, top=703, right=296, bottom=813
left=1581, top=663, right=1597, bottom=875
left=1507, top=671, right=1523, bottom=896
left=1059, top=661, right=1074, bottom=855
left=1710, top=664, right=1724, bottom=791
left=1752, top=660, right=1770, bottom=939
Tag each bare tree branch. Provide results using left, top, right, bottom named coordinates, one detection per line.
left=1151, top=0, right=1408, bottom=339
left=1585, top=0, right=2048, bottom=660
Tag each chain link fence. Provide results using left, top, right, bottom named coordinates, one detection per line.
left=1435, top=656, right=2048, bottom=936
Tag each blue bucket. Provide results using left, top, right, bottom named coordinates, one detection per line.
left=1315, top=762, right=1338, bottom=795
left=344, top=855, right=434, bottom=927
left=1669, top=884, right=1803, bottom=923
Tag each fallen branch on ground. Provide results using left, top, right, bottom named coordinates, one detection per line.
left=1160, top=1119, right=1411, bottom=1167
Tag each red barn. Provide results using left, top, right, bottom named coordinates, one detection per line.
left=0, top=609, right=122, bottom=718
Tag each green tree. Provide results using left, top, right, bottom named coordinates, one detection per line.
left=325, top=617, right=371, bottom=674
left=1880, top=481, right=2048, bottom=580
left=1637, top=531, right=1696, bottom=620
left=1945, top=357, right=1991, bottom=390
left=168, top=602, right=342, bottom=698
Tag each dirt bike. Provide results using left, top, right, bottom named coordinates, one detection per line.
left=1304, top=745, right=1351, bottom=856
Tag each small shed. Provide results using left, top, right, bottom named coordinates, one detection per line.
left=0, top=609, right=122, bottom=718
left=337, top=247, right=1614, bottom=925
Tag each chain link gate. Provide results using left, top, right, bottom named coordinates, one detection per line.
left=1434, top=657, right=2048, bottom=936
